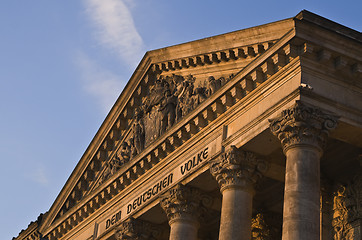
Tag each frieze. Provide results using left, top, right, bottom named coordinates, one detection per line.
left=98, top=73, right=232, bottom=184
left=94, top=140, right=220, bottom=238
left=49, top=38, right=317, bottom=239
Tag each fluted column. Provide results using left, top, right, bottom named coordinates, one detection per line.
left=210, top=146, right=268, bottom=240
left=269, top=102, right=338, bottom=240
left=160, top=184, right=202, bottom=240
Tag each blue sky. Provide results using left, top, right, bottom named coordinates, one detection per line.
left=0, top=1, right=360, bottom=239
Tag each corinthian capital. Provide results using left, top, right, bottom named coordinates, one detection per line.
left=210, top=146, right=268, bottom=193
left=269, top=102, right=339, bottom=152
left=160, top=184, right=203, bottom=225
left=115, top=217, right=158, bottom=240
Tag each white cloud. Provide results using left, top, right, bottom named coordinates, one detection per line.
left=84, top=0, right=144, bottom=67
left=30, top=165, right=49, bottom=186
left=76, top=51, right=125, bottom=113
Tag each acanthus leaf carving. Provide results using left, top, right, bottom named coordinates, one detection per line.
left=269, top=101, right=339, bottom=153
left=209, top=146, right=268, bottom=193
left=115, top=217, right=159, bottom=240
left=160, top=184, right=212, bottom=225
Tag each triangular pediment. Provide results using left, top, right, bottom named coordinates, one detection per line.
left=40, top=12, right=352, bottom=237
left=14, top=9, right=362, bottom=239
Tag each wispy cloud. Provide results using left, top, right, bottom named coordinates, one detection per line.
left=30, top=165, right=49, bottom=186
left=76, top=51, right=125, bottom=112
left=84, top=0, right=144, bottom=67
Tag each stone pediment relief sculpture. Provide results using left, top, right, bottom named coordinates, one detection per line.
left=97, top=73, right=234, bottom=184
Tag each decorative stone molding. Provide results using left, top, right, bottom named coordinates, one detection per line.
left=251, top=212, right=282, bottom=240
left=160, top=184, right=209, bottom=225
left=115, top=217, right=159, bottom=240
left=332, top=170, right=362, bottom=240
left=153, top=42, right=275, bottom=73
left=49, top=39, right=342, bottom=239
left=269, top=101, right=339, bottom=153
left=209, top=146, right=268, bottom=193
left=53, top=39, right=297, bottom=229
left=251, top=213, right=271, bottom=240
left=332, top=184, right=349, bottom=240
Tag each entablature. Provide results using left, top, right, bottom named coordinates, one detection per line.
left=39, top=12, right=362, bottom=240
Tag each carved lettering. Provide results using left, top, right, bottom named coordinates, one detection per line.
left=180, top=147, right=209, bottom=175
left=126, top=173, right=174, bottom=215
left=105, top=210, right=122, bottom=230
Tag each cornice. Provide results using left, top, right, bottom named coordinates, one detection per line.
left=294, top=10, right=362, bottom=43
left=13, top=222, right=41, bottom=240
left=39, top=12, right=361, bottom=240
left=145, top=18, right=294, bottom=62
left=42, top=32, right=303, bottom=240
left=39, top=55, right=153, bottom=233
left=57, top=126, right=223, bottom=240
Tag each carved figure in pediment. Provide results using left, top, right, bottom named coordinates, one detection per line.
left=207, top=76, right=221, bottom=96
left=128, top=137, right=138, bottom=158
left=147, top=78, right=167, bottom=110
left=132, top=108, right=145, bottom=155
left=110, top=157, right=122, bottom=175
left=159, top=88, right=177, bottom=132
left=178, top=81, right=195, bottom=117
left=192, top=86, right=207, bottom=108
left=116, top=141, right=131, bottom=164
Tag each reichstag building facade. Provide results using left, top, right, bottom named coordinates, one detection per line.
left=14, top=10, right=362, bottom=240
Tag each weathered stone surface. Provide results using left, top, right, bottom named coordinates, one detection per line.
left=160, top=184, right=208, bottom=240
left=13, top=11, right=362, bottom=240
left=269, top=101, right=339, bottom=153
left=332, top=171, right=362, bottom=240
left=269, top=102, right=339, bottom=240
left=210, top=146, right=267, bottom=240
left=115, top=217, right=159, bottom=240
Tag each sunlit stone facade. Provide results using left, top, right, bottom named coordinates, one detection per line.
left=14, top=11, right=361, bottom=240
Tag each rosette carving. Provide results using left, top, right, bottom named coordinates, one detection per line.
left=210, top=146, right=268, bottom=192
left=160, top=184, right=208, bottom=225
left=269, top=101, right=339, bottom=152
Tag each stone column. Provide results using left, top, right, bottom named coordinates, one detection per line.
left=269, top=102, right=338, bottom=240
left=210, top=146, right=268, bottom=240
left=160, top=184, right=202, bottom=240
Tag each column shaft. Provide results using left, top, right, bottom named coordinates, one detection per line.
left=282, top=146, right=320, bottom=240
left=210, top=146, right=267, bottom=240
left=220, top=188, right=253, bottom=240
left=169, top=220, right=198, bottom=240
left=269, top=101, right=338, bottom=240
left=160, top=184, right=202, bottom=240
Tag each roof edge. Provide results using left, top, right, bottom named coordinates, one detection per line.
left=295, top=10, right=362, bottom=42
